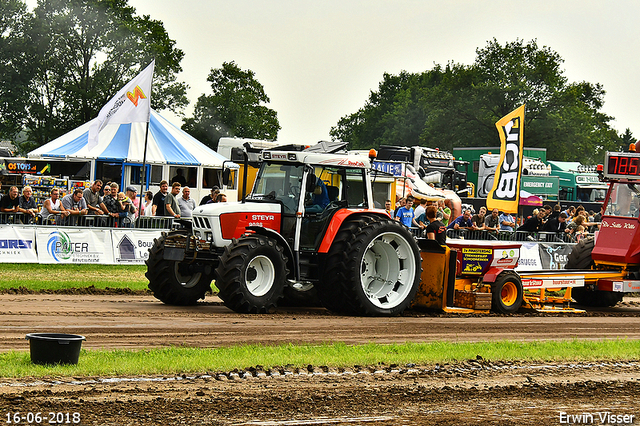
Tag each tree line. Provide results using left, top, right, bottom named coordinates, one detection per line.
left=0, top=1, right=630, bottom=163
left=331, top=39, right=631, bottom=164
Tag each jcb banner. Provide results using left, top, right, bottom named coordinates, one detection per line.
left=487, top=104, right=525, bottom=213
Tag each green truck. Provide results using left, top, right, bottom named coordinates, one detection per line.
left=547, top=161, right=607, bottom=203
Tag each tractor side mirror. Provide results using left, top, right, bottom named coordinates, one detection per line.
left=222, top=168, right=231, bottom=186
left=305, top=166, right=317, bottom=193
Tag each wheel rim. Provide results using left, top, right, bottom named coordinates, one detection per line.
left=246, top=255, right=276, bottom=297
left=500, top=281, right=519, bottom=306
left=360, top=231, right=417, bottom=310
left=174, top=262, right=202, bottom=289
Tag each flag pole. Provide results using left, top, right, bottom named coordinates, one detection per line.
left=139, top=118, right=150, bottom=213
left=139, top=60, right=155, bottom=215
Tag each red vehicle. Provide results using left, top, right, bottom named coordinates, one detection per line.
left=564, top=149, right=640, bottom=306
left=146, top=147, right=422, bottom=316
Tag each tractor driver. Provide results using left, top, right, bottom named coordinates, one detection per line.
left=305, top=176, right=330, bottom=214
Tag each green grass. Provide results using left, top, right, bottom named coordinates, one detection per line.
left=4, top=339, right=640, bottom=378
left=0, top=264, right=148, bottom=291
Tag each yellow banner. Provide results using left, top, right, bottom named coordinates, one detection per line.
left=487, top=104, right=525, bottom=214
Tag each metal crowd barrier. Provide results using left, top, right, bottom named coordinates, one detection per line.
left=0, top=212, right=175, bottom=229
left=444, top=228, right=585, bottom=244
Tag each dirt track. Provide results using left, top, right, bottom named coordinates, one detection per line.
left=1, top=294, right=640, bottom=425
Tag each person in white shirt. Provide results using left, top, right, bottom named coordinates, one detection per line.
left=413, top=198, right=427, bottom=220
left=177, top=186, right=196, bottom=218
left=143, top=191, right=154, bottom=216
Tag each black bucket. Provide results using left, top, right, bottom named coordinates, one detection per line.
left=25, top=333, right=86, bottom=365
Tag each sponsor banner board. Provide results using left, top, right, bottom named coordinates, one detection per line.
left=36, top=228, right=114, bottom=264
left=515, top=242, right=542, bottom=271
left=537, top=243, right=573, bottom=270
left=0, top=226, right=37, bottom=262
left=111, top=229, right=159, bottom=264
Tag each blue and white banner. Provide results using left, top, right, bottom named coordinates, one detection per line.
left=35, top=228, right=114, bottom=264
left=0, top=226, right=162, bottom=264
left=0, top=226, right=37, bottom=263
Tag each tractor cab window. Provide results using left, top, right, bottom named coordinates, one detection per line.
left=344, top=168, right=368, bottom=208
left=250, top=163, right=303, bottom=213
left=605, top=183, right=640, bottom=217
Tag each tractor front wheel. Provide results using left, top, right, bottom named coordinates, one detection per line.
left=215, top=235, right=288, bottom=314
left=491, top=272, right=523, bottom=314
left=146, top=232, right=213, bottom=305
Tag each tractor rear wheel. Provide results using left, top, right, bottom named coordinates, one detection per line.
left=565, top=237, right=595, bottom=269
left=146, top=232, right=213, bottom=305
left=565, top=237, right=623, bottom=307
left=318, top=216, right=421, bottom=316
left=491, top=272, right=523, bottom=314
left=215, top=235, right=288, bottom=314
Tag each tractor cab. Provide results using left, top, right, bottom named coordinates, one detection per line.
left=245, top=150, right=376, bottom=252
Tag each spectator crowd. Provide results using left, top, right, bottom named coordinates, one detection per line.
left=0, top=179, right=228, bottom=227
left=391, top=196, right=601, bottom=244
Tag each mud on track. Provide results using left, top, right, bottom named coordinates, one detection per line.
left=1, top=294, right=640, bottom=425
left=2, top=294, right=640, bottom=350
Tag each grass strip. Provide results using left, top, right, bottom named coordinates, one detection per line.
left=0, top=264, right=148, bottom=291
left=3, top=339, right=639, bottom=378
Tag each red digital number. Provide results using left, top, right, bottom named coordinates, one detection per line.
left=610, top=156, right=619, bottom=174
left=630, top=158, right=639, bottom=175
left=619, top=157, right=628, bottom=174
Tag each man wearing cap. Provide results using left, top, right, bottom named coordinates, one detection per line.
left=125, top=185, right=141, bottom=218
left=200, top=186, right=220, bottom=205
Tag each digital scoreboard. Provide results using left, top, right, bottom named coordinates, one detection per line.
left=604, top=151, right=640, bottom=179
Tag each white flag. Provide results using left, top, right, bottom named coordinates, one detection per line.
left=87, top=60, right=155, bottom=151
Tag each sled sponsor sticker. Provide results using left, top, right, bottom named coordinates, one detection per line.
left=490, top=248, right=519, bottom=268
left=460, top=247, right=492, bottom=274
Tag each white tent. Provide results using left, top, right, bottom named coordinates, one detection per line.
left=27, top=109, right=238, bottom=201
left=28, top=109, right=230, bottom=167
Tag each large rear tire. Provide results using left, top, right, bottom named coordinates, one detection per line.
left=215, top=235, right=288, bottom=314
left=146, top=232, right=213, bottom=305
left=565, top=237, right=623, bottom=307
left=318, top=216, right=421, bottom=316
left=491, top=272, right=523, bottom=314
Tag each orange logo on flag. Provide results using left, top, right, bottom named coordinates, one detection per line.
left=126, top=86, right=147, bottom=106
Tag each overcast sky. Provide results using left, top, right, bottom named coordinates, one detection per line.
left=33, top=0, right=640, bottom=147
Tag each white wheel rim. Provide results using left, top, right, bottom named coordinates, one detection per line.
left=246, top=255, right=276, bottom=297
left=174, top=263, right=202, bottom=289
left=360, top=231, right=416, bottom=309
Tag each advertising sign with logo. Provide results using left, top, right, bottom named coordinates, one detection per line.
left=0, top=226, right=37, bottom=263
left=460, top=247, right=492, bottom=274
left=490, top=247, right=520, bottom=268
left=111, top=229, right=160, bottom=264
left=515, top=242, right=543, bottom=271
left=36, top=228, right=113, bottom=264
left=2, top=159, right=51, bottom=175
left=537, top=243, right=573, bottom=270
